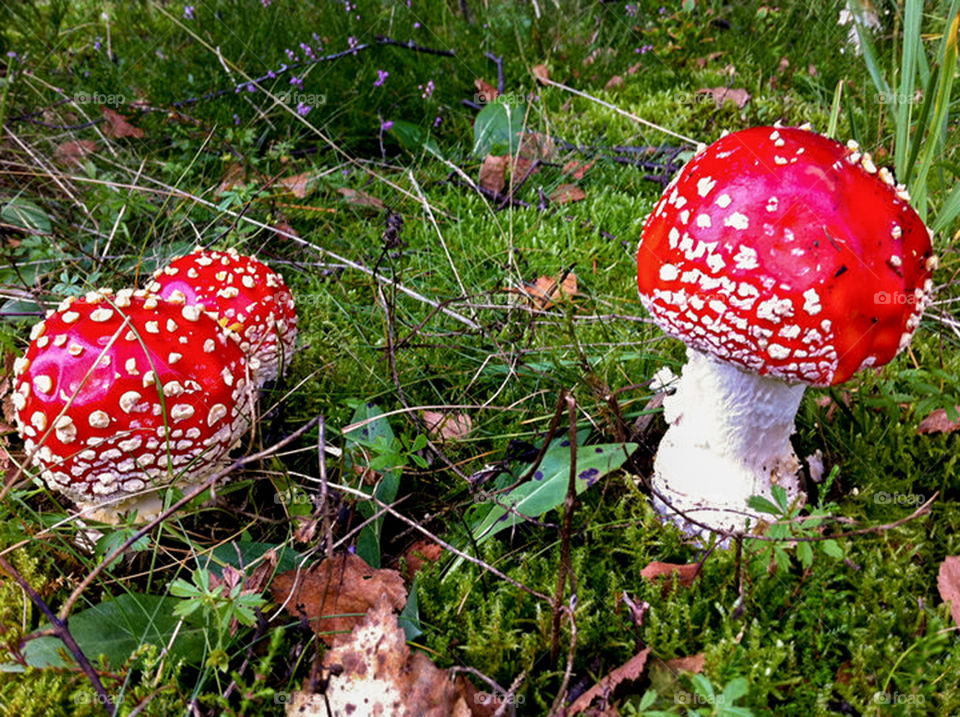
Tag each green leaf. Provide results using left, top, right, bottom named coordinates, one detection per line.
left=398, top=578, right=422, bottom=641
left=1, top=199, right=51, bottom=234
left=797, top=541, right=814, bottom=568
left=821, top=539, right=844, bottom=559
left=746, top=495, right=781, bottom=516
left=722, top=677, right=750, bottom=703
left=472, top=101, right=525, bottom=156
left=468, top=441, right=636, bottom=547
left=24, top=594, right=205, bottom=669
left=388, top=120, right=444, bottom=159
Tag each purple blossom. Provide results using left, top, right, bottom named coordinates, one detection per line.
left=262, top=0, right=272, bottom=6
left=418, top=79, right=435, bottom=99
left=413, top=21, right=421, bottom=29
left=267, top=69, right=276, bottom=79
left=6, top=51, right=18, bottom=61
left=290, top=76, right=304, bottom=89
left=184, top=5, right=194, bottom=19
left=296, top=101, right=312, bottom=116
left=433, top=115, right=442, bottom=128
left=233, top=113, right=240, bottom=125
left=348, top=36, right=359, bottom=51
left=635, top=44, right=654, bottom=54
left=93, top=36, right=102, bottom=51
left=380, top=120, right=394, bottom=132
left=373, top=69, right=389, bottom=88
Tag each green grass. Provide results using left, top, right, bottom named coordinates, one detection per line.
left=2, top=0, right=960, bottom=714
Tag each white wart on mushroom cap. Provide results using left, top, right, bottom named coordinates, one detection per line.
left=637, top=125, right=935, bottom=386
left=12, top=289, right=252, bottom=519
left=148, top=248, right=297, bottom=387
left=635, top=125, right=936, bottom=536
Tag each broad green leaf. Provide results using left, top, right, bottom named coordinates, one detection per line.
left=1, top=199, right=50, bottom=234
left=398, top=577, right=422, bottom=641
left=388, top=120, right=444, bottom=159
left=24, top=594, right=205, bottom=669
left=472, top=101, right=525, bottom=156
left=746, top=495, right=781, bottom=516
left=821, top=539, right=844, bottom=559
left=469, top=442, right=636, bottom=546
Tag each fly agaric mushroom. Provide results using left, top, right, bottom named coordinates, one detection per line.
left=148, top=248, right=297, bottom=387
left=636, top=125, right=935, bottom=534
left=12, top=288, right=253, bottom=522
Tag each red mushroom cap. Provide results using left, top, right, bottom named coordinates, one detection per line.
left=637, top=125, right=935, bottom=386
left=148, top=248, right=297, bottom=386
left=12, top=289, right=252, bottom=510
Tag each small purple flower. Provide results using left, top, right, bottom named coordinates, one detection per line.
left=290, top=76, right=304, bottom=89
left=413, top=21, right=421, bottom=29
left=267, top=69, right=276, bottom=79
left=373, top=69, right=389, bottom=88
left=246, top=82, right=256, bottom=92
left=233, top=113, right=240, bottom=125
left=93, top=36, right=102, bottom=51
left=6, top=51, right=18, bottom=61
left=418, top=79, right=435, bottom=99
left=261, top=0, right=272, bottom=6
left=296, top=101, right=311, bottom=116
left=184, top=5, right=194, bottom=19
left=348, top=36, right=359, bottom=51
left=380, top=120, right=394, bottom=132
left=433, top=115, right=442, bottom=128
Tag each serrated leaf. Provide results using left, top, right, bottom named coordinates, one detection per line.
left=746, top=495, right=781, bottom=515
left=1, top=199, right=51, bottom=234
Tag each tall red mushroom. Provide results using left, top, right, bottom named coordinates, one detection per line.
left=636, top=125, right=936, bottom=534
left=12, top=288, right=253, bottom=522
left=148, top=247, right=297, bottom=388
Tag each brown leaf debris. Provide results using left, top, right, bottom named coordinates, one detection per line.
left=938, top=556, right=960, bottom=628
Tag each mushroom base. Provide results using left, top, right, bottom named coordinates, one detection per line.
left=78, top=491, right=168, bottom=525
left=651, top=347, right=806, bottom=540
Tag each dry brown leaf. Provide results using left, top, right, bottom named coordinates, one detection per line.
left=286, top=597, right=473, bottom=717
left=917, top=408, right=960, bottom=435
left=270, top=553, right=406, bottom=646
left=479, top=154, right=508, bottom=193
left=569, top=648, right=651, bottom=714
left=292, top=517, right=318, bottom=544
left=474, top=78, right=499, bottom=104
left=532, top=64, right=550, bottom=84
left=696, top=87, right=751, bottom=109
left=938, top=556, right=960, bottom=628
left=640, top=561, right=700, bottom=594
left=271, top=221, right=300, bottom=239
left=337, top=187, right=386, bottom=211
left=402, top=539, right=444, bottom=581
left=101, top=106, right=145, bottom=139
left=562, top=160, right=594, bottom=179
left=54, top=140, right=98, bottom=166
left=217, top=163, right=247, bottom=196
left=604, top=75, right=625, bottom=91
left=277, top=172, right=313, bottom=199
left=663, top=653, right=706, bottom=674
left=550, top=183, right=587, bottom=204
left=518, top=131, right=556, bottom=160
left=506, top=273, right=578, bottom=310
left=421, top=410, right=473, bottom=442
left=695, top=51, right=726, bottom=68
left=627, top=62, right=643, bottom=75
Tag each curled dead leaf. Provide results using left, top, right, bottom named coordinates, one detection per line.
left=402, top=539, right=444, bottom=581
left=938, top=556, right=960, bottom=628
left=277, top=172, right=314, bottom=199
left=101, top=106, right=145, bottom=139
left=479, top=154, right=508, bottom=194
left=917, top=407, right=960, bottom=435
left=640, top=561, right=700, bottom=595
left=550, top=183, right=587, bottom=204
left=696, top=87, right=751, bottom=109
left=569, top=648, right=651, bottom=714
left=532, top=64, right=550, bottom=84
left=604, top=75, right=625, bottom=91
left=663, top=653, right=706, bottom=674
left=54, top=140, right=98, bottom=166
left=562, top=160, right=594, bottom=180
left=337, top=187, right=386, bottom=211
left=270, top=553, right=406, bottom=646
left=421, top=410, right=473, bottom=442
left=474, top=78, right=499, bottom=104
left=505, top=272, right=578, bottom=310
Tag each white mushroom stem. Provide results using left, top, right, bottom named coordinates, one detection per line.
left=651, top=347, right=806, bottom=536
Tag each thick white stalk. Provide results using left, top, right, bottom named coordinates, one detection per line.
left=651, top=347, right=806, bottom=536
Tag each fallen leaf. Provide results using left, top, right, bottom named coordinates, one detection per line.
left=421, top=410, right=473, bottom=442
left=277, top=172, right=314, bottom=199
left=292, top=517, right=318, bottom=544
left=532, top=64, right=550, bottom=84
left=663, top=653, right=706, bottom=674
left=695, top=51, right=725, bottom=68
left=506, top=272, right=579, bottom=310
left=604, top=75, right=625, bottom=91
left=101, top=107, right=145, bottom=139
left=518, top=131, right=555, bottom=160
left=216, top=163, right=247, bottom=196
left=286, top=597, right=474, bottom=716
left=640, top=561, right=700, bottom=594
left=337, top=187, right=386, bottom=211
left=474, top=78, right=499, bottom=104
left=569, top=648, right=651, bottom=714
left=402, top=539, right=444, bottom=581
left=696, top=87, right=751, bottom=109
left=938, top=556, right=960, bottom=628
left=917, top=407, right=960, bottom=435
left=271, top=221, right=300, bottom=239
left=562, top=160, right=594, bottom=179
left=583, top=47, right=615, bottom=67
left=627, top=62, right=643, bottom=75
left=550, top=183, right=587, bottom=204
left=511, top=157, right=535, bottom=182
left=479, top=154, right=508, bottom=193
left=270, top=553, right=406, bottom=646
left=54, top=140, right=98, bottom=166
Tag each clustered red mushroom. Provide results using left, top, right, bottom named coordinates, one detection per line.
left=636, top=125, right=935, bottom=535
left=148, top=248, right=297, bottom=387
left=12, top=249, right=297, bottom=522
